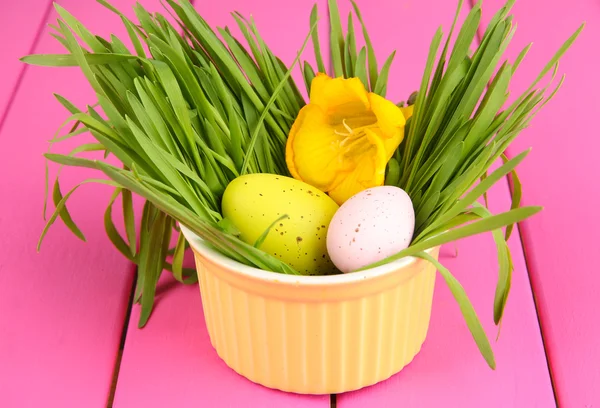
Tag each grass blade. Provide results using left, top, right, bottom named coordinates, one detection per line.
left=310, top=4, right=326, bottom=73
left=171, top=231, right=187, bottom=283
left=501, top=153, right=522, bottom=240
left=472, top=203, right=512, bottom=325
left=429, top=149, right=530, bottom=233
left=138, top=209, right=171, bottom=327
left=253, top=214, right=289, bottom=249
left=240, top=21, right=317, bottom=175
left=361, top=206, right=542, bottom=270
left=374, top=51, right=396, bottom=97
left=344, top=12, right=357, bottom=77
left=350, top=0, right=378, bottom=89
left=416, top=251, right=495, bottom=369
left=38, top=178, right=120, bottom=251
left=52, top=179, right=86, bottom=242
left=327, top=0, right=345, bottom=76
left=354, top=47, right=368, bottom=89
left=122, top=188, right=137, bottom=257
left=302, top=61, right=316, bottom=95
left=384, top=157, right=401, bottom=186
left=105, top=188, right=137, bottom=261
left=21, top=53, right=138, bottom=67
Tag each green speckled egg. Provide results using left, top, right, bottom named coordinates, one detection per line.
left=221, top=174, right=339, bottom=275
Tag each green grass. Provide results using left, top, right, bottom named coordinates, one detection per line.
left=22, top=0, right=582, bottom=364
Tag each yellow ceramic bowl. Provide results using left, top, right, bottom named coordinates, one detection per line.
left=180, top=225, right=439, bottom=395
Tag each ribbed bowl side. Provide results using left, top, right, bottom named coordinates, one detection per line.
left=194, top=253, right=437, bottom=395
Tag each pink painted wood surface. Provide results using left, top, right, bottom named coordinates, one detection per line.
left=112, top=1, right=329, bottom=407
left=113, top=275, right=328, bottom=408
left=336, top=0, right=554, bottom=406
left=0, top=0, right=52, bottom=124
left=8, top=0, right=594, bottom=406
left=339, top=185, right=554, bottom=407
left=0, top=1, right=167, bottom=406
left=479, top=0, right=600, bottom=405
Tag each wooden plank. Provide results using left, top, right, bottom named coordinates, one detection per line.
left=336, top=0, right=555, bottom=406
left=0, top=0, right=52, bottom=123
left=479, top=0, right=600, bottom=405
left=112, top=1, right=330, bottom=407
left=0, top=1, right=169, bottom=406
left=113, top=275, right=329, bottom=408
left=339, top=186, right=554, bottom=407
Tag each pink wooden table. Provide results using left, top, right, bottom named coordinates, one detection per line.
left=1, top=0, right=597, bottom=407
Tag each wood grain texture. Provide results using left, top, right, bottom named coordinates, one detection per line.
left=336, top=0, right=555, bottom=406
left=0, top=1, right=162, bottom=406
left=0, top=0, right=52, bottom=125
left=479, top=0, right=600, bottom=405
left=112, top=1, right=330, bottom=407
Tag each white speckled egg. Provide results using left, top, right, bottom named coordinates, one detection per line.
left=326, top=186, right=415, bottom=273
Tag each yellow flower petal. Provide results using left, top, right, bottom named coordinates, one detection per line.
left=376, top=126, right=405, bottom=161
left=286, top=104, right=342, bottom=191
left=400, top=104, right=414, bottom=120
left=369, top=93, right=406, bottom=138
left=328, top=129, right=388, bottom=204
left=310, top=74, right=370, bottom=124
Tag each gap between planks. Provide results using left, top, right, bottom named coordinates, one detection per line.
left=508, top=181, right=558, bottom=406
left=107, top=268, right=137, bottom=408
left=466, top=0, right=558, bottom=403
left=0, top=0, right=54, bottom=135
left=104, top=2, right=198, bottom=407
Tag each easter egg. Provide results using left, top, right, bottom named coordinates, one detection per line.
left=326, top=186, right=415, bottom=273
left=222, top=174, right=340, bottom=275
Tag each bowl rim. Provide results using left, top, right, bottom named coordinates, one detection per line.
left=180, top=224, right=437, bottom=286
left=180, top=224, right=439, bottom=286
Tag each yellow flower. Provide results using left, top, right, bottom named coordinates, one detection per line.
left=286, top=74, right=408, bottom=204
left=400, top=104, right=414, bottom=120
